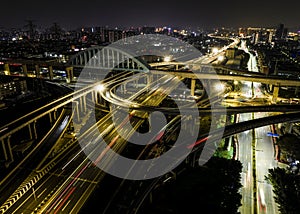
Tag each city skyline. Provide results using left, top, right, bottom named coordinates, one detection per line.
left=0, top=17, right=300, bottom=213
left=0, top=0, right=299, bottom=31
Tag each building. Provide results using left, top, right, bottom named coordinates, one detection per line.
left=0, top=78, right=27, bottom=99
left=239, top=27, right=276, bottom=44
left=275, top=23, right=288, bottom=40
left=225, top=48, right=237, bottom=59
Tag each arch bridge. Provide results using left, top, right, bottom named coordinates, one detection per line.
left=68, top=46, right=150, bottom=72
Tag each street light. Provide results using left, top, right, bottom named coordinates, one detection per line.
left=217, top=55, right=225, bottom=61
left=212, top=47, right=219, bottom=54
left=164, top=56, right=172, bottom=62
left=95, top=84, right=105, bottom=93
left=214, top=82, right=225, bottom=92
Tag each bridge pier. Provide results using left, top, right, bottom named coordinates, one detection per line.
left=49, top=112, right=54, bottom=125
left=82, top=95, right=87, bottom=113
left=35, top=65, right=41, bottom=78
left=22, top=64, right=28, bottom=77
left=32, top=121, right=38, bottom=140
left=91, top=91, right=95, bottom=103
left=4, top=63, right=10, bottom=75
left=123, top=83, right=127, bottom=94
left=73, top=101, right=80, bottom=122
left=1, top=136, right=13, bottom=164
left=146, top=74, right=153, bottom=86
left=284, top=122, right=293, bottom=133
left=66, top=66, right=74, bottom=83
left=1, top=139, right=8, bottom=161
left=28, top=124, right=33, bottom=140
left=7, top=136, right=13, bottom=163
left=35, top=65, right=40, bottom=78
left=53, top=109, right=57, bottom=120
left=93, top=91, right=99, bottom=105
left=48, top=65, right=54, bottom=80
left=272, top=86, right=279, bottom=103
left=295, top=86, right=299, bottom=96
left=190, top=79, right=196, bottom=96
left=79, top=96, right=87, bottom=113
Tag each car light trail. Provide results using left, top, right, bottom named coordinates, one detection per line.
left=187, top=136, right=209, bottom=149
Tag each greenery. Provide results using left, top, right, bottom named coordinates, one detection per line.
left=214, top=138, right=234, bottom=159
left=277, top=134, right=300, bottom=162
left=266, top=167, right=300, bottom=214
left=139, top=157, right=242, bottom=214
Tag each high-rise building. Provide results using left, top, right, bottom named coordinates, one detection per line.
left=0, top=78, right=27, bottom=99
left=275, top=23, right=285, bottom=39
left=268, top=31, right=273, bottom=43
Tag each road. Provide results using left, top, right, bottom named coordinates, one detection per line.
left=237, top=41, right=279, bottom=214
left=9, top=74, right=183, bottom=213
left=255, top=118, right=278, bottom=214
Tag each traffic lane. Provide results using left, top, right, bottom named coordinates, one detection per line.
left=53, top=168, right=103, bottom=213
left=19, top=145, right=93, bottom=213
left=0, top=110, right=71, bottom=206
left=237, top=112, right=253, bottom=214
left=21, top=141, right=89, bottom=213
left=255, top=125, right=276, bottom=182
left=8, top=167, right=66, bottom=214
left=256, top=127, right=278, bottom=213
left=255, top=121, right=278, bottom=214
left=42, top=127, right=122, bottom=213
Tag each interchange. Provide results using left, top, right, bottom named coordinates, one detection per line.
left=1, top=41, right=300, bottom=213
left=1, top=68, right=300, bottom=213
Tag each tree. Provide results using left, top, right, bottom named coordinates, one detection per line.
left=266, top=168, right=300, bottom=214
left=277, top=134, right=300, bottom=162
left=139, top=157, right=243, bottom=214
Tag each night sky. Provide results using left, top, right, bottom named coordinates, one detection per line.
left=1, top=0, right=299, bottom=30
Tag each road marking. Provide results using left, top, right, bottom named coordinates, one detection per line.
left=62, top=200, right=71, bottom=212
left=37, top=188, right=47, bottom=199
left=52, top=198, right=63, bottom=211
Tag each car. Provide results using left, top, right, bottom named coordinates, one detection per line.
left=258, top=187, right=267, bottom=212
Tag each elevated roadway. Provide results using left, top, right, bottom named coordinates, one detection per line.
left=0, top=108, right=72, bottom=213
left=151, top=70, right=300, bottom=87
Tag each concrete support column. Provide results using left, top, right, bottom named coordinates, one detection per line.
left=4, top=63, right=10, bottom=75
left=35, top=65, right=40, bottom=78
left=295, top=86, right=299, bottom=96
left=22, top=64, right=28, bottom=77
left=146, top=74, right=153, bottom=87
left=82, top=95, right=87, bottom=113
left=74, top=101, right=80, bottom=122
left=1, top=139, right=8, bottom=161
left=91, top=91, right=95, bottom=103
left=119, top=82, right=127, bottom=94
left=28, top=124, right=33, bottom=140
left=285, top=123, right=293, bottom=133
left=48, top=65, right=54, bottom=80
left=272, top=86, right=279, bottom=103
left=227, top=136, right=233, bottom=151
left=79, top=97, right=84, bottom=112
left=33, top=121, right=38, bottom=140
left=7, top=136, right=13, bottom=162
left=226, top=114, right=232, bottom=125
left=49, top=112, right=53, bottom=125
left=191, top=79, right=196, bottom=96
left=66, top=66, right=74, bottom=83
left=94, top=91, right=99, bottom=105
left=53, top=109, right=57, bottom=120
